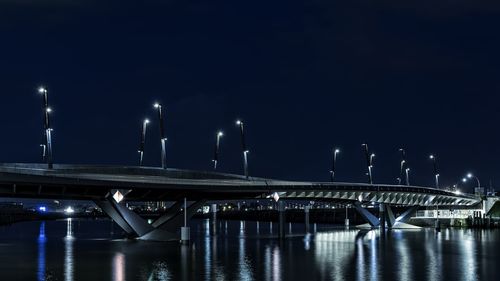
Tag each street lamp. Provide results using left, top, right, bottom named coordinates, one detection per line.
left=405, top=168, right=411, bottom=186
left=213, top=131, right=224, bottom=170
left=38, top=86, right=53, bottom=169
left=463, top=173, right=482, bottom=195
left=39, top=144, right=46, bottom=161
left=369, top=153, right=375, bottom=184
left=399, top=148, right=407, bottom=185
left=236, top=120, right=249, bottom=179
left=330, top=148, right=340, bottom=182
left=362, top=144, right=373, bottom=184
left=429, top=154, right=440, bottom=189
left=138, top=119, right=150, bottom=166
left=153, top=103, right=167, bottom=169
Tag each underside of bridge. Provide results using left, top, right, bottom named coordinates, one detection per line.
left=94, top=193, right=206, bottom=241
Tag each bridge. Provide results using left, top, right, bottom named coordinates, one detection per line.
left=0, top=163, right=482, bottom=241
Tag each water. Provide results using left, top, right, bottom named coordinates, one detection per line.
left=0, top=218, right=498, bottom=281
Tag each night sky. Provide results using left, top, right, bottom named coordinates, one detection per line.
left=0, top=1, right=499, bottom=191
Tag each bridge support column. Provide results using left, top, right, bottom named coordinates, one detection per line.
left=278, top=201, right=285, bottom=239
left=354, top=201, right=380, bottom=228
left=379, top=203, right=386, bottom=230
left=386, top=205, right=420, bottom=229
left=345, top=205, right=350, bottom=227
left=96, top=195, right=206, bottom=242
left=180, top=198, right=190, bottom=244
left=354, top=202, right=420, bottom=229
left=304, top=205, right=310, bottom=233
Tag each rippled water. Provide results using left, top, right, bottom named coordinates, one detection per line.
left=0, top=219, right=498, bottom=280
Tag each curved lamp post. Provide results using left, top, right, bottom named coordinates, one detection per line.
left=236, top=120, right=249, bottom=179
left=405, top=168, right=411, bottom=186
left=330, top=148, right=340, bottom=182
left=154, top=103, right=167, bottom=169
left=213, top=131, right=224, bottom=170
left=38, top=87, right=53, bottom=169
left=462, top=173, right=481, bottom=195
left=138, top=119, right=150, bottom=166
left=429, top=154, right=440, bottom=189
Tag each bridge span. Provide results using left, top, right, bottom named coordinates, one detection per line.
left=0, top=163, right=478, bottom=205
left=0, top=163, right=481, bottom=241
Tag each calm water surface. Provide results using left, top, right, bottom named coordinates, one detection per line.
left=0, top=219, right=498, bottom=280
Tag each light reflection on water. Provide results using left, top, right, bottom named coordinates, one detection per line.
left=37, top=222, right=46, bottom=281
left=65, top=219, right=74, bottom=281
left=1, top=219, right=500, bottom=280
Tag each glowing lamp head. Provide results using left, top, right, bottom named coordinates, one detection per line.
left=38, top=87, right=46, bottom=94
left=154, top=103, right=160, bottom=109
left=335, top=149, right=340, bottom=154
left=218, top=131, right=224, bottom=137
left=467, top=173, right=473, bottom=179
left=236, top=120, right=242, bottom=126
left=144, top=119, right=150, bottom=124
left=46, top=108, right=52, bottom=113
left=430, top=155, right=434, bottom=159
left=462, top=178, right=467, bottom=183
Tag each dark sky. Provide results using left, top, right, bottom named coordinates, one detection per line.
left=0, top=0, right=499, bottom=191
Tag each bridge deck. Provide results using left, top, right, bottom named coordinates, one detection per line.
left=0, top=163, right=480, bottom=206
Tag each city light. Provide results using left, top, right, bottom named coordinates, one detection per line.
left=64, top=207, right=75, bottom=214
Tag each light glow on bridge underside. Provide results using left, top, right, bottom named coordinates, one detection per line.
left=113, top=191, right=125, bottom=203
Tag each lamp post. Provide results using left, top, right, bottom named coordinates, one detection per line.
left=40, top=144, right=46, bottom=161
left=236, top=120, right=249, bottom=179
left=138, top=119, right=150, bottom=166
left=38, top=87, right=53, bottom=169
left=213, top=131, right=224, bottom=170
left=399, top=148, right=407, bottom=185
left=362, top=144, right=373, bottom=184
left=429, top=155, right=440, bottom=189
left=405, top=168, right=411, bottom=186
left=154, top=103, right=167, bottom=169
left=330, top=148, right=340, bottom=182
left=463, top=173, right=482, bottom=195
left=369, top=153, right=375, bottom=184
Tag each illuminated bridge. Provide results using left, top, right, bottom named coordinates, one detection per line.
left=0, top=163, right=481, bottom=241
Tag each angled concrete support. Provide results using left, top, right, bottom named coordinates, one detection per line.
left=155, top=200, right=206, bottom=232
left=395, top=205, right=419, bottom=224
left=354, top=201, right=380, bottom=228
left=385, top=205, right=421, bottom=229
left=151, top=200, right=184, bottom=228
left=385, top=204, right=396, bottom=228
left=95, top=197, right=154, bottom=237
left=140, top=200, right=205, bottom=241
left=94, top=200, right=136, bottom=236
left=96, top=196, right=206, bottom=241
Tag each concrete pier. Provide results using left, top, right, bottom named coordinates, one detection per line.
left=278, top=201, right=285, bottom=239
left=304, top=205, right=310, bottom=233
